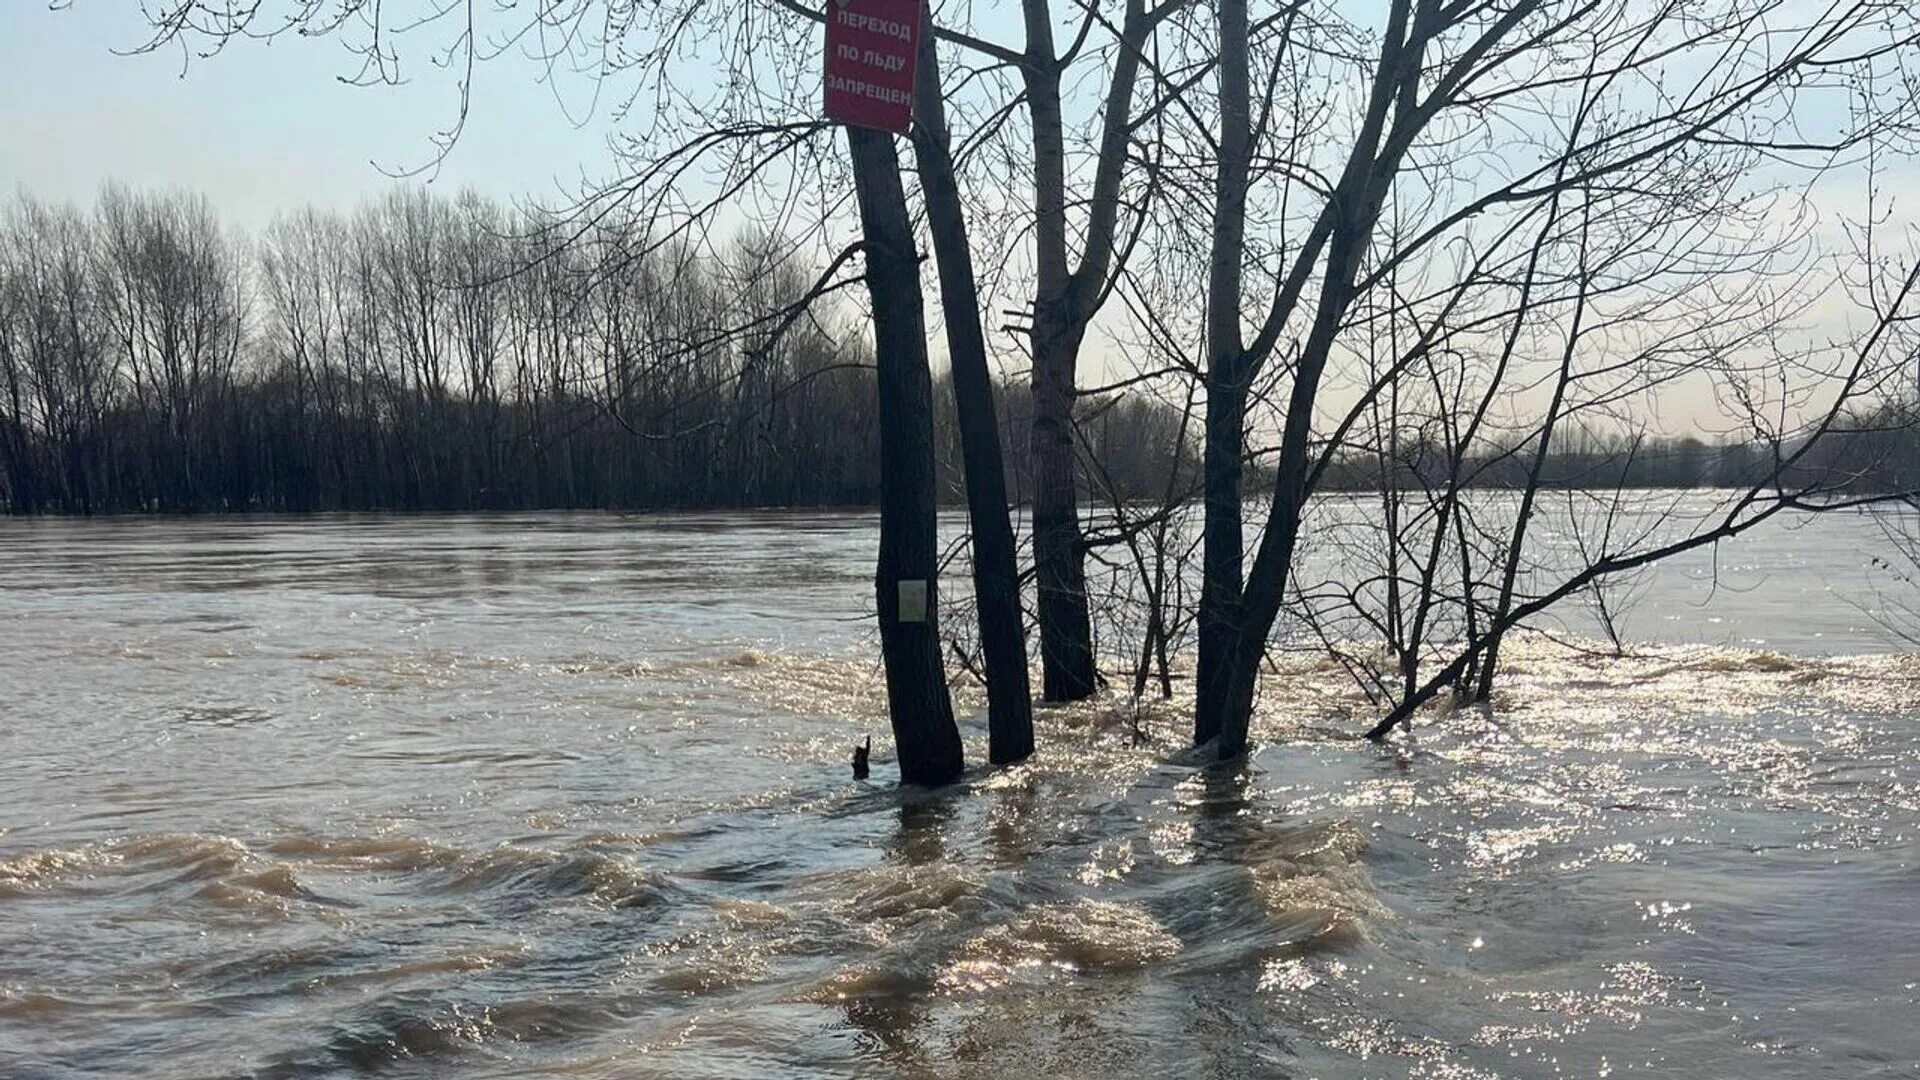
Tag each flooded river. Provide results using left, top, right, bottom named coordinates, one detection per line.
left=3, top=508, right=1918, bottom=1077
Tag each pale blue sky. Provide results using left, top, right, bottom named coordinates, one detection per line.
left=1, top=3, right=619, bottom=227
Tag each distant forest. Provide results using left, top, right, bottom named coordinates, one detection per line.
left=1315, top=411, right=1920, bottom=498
left=0, top=187, right=1187, bottom=514
left=2, top=187, right=1913, bottom=515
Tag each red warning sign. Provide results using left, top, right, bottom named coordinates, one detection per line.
left=823, top=0, right=923, bottom=134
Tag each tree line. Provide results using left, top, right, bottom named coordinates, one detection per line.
left=0, top=186, right=1219, bottom=516
left=1316, top=423, right=1920, bottom=495
left=8, top=185, right=1912, bottom=518
left=0, top=188, right=882, bottom=514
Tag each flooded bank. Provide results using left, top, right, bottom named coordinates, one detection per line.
left=3, top=510, right=1917, bottom=1077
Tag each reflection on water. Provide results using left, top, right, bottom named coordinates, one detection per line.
left=2, top=508, right=1919, bottom=1078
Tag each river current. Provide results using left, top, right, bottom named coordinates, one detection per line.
left=2, top=506, right=1917, bottom=1077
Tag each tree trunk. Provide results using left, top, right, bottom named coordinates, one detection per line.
left=846, top=125, right=965, bottom=787
left=910, top=26, right=1034, bottom=764
left=1013, top=0, right=1157, bottom=704
left=1030, top=329, right=1097, bottom=702
left=1019, top=5, right=1098, bottom=704
left=1195, top=0, right=1252, bottom=749
left=1195, top=378, right=1246, bottom=745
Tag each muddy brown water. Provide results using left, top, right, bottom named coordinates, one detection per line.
left=2, top=507, right=1917, bottom=1077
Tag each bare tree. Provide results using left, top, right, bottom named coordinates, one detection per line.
left=1158, top=0, right=1920, bottom=756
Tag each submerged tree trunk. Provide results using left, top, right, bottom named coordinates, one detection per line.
left=1196, top=0, right=1424, bottom=758
left=1011, top=0, right=1158, bottom=705
left=1195, top=378, right=1246, bottom=746
left=910, top=27, right=1034, bottom=764
left=1030, top=329, right=1098, bottom=702
left=1022, top=26, right=1097, bottom=703
left=1017, top=0, right=1099, bottom=704
left=1194, top=0, right=1252, bottom=750
left=846, top=125, right=964, bottom=787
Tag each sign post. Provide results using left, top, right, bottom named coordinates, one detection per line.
left=825, top=0, right=962, bottom=784
left=824, top=0, right=923, bottom=134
